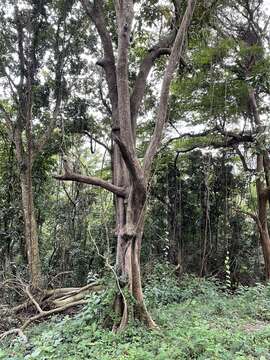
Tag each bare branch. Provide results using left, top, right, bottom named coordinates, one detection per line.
left=143, top=0, right=197, bottom=180
left=84, top=130, right=111, bottom=154
left=0, top=300, right=89, bottom=340
left=0, top=328, right=27, bottom=342
left=113, top=134, right=146, bottom=193
left=81, top=0, right=118, bottom=118
left=130, top=44, right=173, bottom=136
left=25, top=285, right=44, bottom=314
left=54, top=159, right=127, bottom=197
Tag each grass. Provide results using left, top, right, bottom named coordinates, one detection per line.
left=1, top=273, right=270, bottom=359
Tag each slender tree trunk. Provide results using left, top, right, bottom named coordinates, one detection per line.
left=256, top=154, right=270, bottom=280
left=168, top=160, right=182, bottom=267
left=200, top=169, right=211, bottom=277
left=20, top=167, right=42, bottom=287
left=246, top=90, right=270, bottom=280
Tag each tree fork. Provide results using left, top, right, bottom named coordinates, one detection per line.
left=74, top=0, right=198, bottom=331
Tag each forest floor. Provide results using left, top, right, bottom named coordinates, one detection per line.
left=1, top=270, right=270, bottom=359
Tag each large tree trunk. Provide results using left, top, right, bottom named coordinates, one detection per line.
left=20, top=167, right=42, bottom=287
left=114, top=193, right=157, bottom=330
left=61, top=0, right=197, bottom=331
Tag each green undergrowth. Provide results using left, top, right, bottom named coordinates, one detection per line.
left=1, top=269, right=270, bottom=359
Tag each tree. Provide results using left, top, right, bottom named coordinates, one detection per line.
left=211, top=0, right=270, bottom=280
left=0, top=0, right=77, bottom=286
left=167, top=0, right=270, bottom=280
left=55, top=0, right=197, bottom=330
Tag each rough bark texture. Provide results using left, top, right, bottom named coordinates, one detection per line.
left=20, top=171, right=42, bottom=287
left=59, top=0, right=198, bottom=330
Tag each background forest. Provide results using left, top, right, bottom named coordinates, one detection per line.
left=1, top=0, right=270, bottom=358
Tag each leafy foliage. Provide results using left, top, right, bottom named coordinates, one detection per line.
left=2, top=275, right=270, bottom=359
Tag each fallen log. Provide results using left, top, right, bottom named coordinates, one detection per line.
left=51, top=284, right=103, bottom=308
left=0, top=299, right=88, bottom=341
left=0, top=280, right=104, bottom=341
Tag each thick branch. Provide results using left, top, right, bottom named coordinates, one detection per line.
left=15, top=6, right=26, bottom=90
left=115, top=0, right=135, bottom=151
left=164, top=127, right=255, bottom=154
left=176, top=146, right=202, bottom=154
left=81, top=0, right=118, bottom=119
left=113, top=134, right=146, bottom=192
left=130, top=42, right=173, bottom=137
left=165, top=129, right=215, bottom=147
left=54, top=170, right=126, bottom=198
left=143, top=0, right=197, bottom=180
left=216, top=126, right=254, bottom=143
left=263, top=151, right=270, bottom=187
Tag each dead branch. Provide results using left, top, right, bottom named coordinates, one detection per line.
left=0, top=300, right=88, bottom=341
left=0, top=328, right=27, bottom=342
left=54, top=170, right=127, bottom=197
left=0, top=278, right=104, bottom=340
left=45, top=287, right=81, bottom=297
left=0, top=280, right=103, bottom=341
left=25, top=286, right=44, bottom=315
left=50, top=283, right=103, bottom=307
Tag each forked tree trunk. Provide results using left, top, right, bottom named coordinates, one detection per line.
left=59, top=0, right=197, bottom=331
left=114, top=193, right=157, bottom=330
left=20, top=167, right=42, bottom=288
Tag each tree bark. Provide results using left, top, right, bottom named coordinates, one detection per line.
left=12, top=118, right=42, bottom=287
left=65, top=0, right=198, bottom=331
left=0, top=2, right=67, bottom=288
left=20, top=168, right=42, bottom=287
